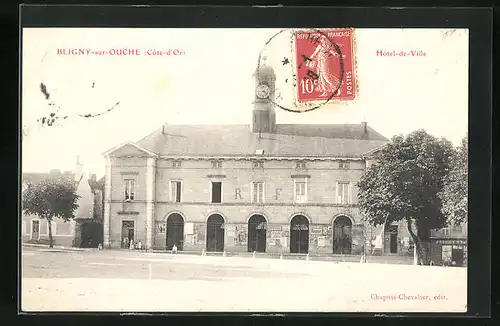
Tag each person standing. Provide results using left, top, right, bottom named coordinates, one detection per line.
left=306, top=36, right=342, bottom=97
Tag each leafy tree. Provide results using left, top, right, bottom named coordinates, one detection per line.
left=440, top=135, right=468, bottom=225
left=22, top=178, right=80, bottom=248
left=357, top=130, right=455, bottom=265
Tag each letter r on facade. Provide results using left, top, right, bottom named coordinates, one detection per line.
left=235, top=188, right=242, bottom=199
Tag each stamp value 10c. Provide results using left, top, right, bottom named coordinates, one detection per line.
left=293, top=28, right=356, bottom=104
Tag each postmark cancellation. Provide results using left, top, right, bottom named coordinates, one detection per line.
left=292, top=28, right=357, bottom=106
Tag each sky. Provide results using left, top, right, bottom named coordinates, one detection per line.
left=21, top=28, right=468, bottom=177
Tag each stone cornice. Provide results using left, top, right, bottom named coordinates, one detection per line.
left=158, top=155, right=364, bottom=162
left=106, top=200, right=358, bottom=208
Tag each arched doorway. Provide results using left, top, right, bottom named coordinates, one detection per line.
left=248, top=214, right=267, bottom=253
left=333, top=216, right=352, bottom=254
left=166, top=213, right=184, bottom=251
left=290, top=215, right=309, bottom=254
left=206, top=214, right=225, bottom=252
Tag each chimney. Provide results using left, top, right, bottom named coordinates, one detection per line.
left=360, top=121, right=369, bottom=140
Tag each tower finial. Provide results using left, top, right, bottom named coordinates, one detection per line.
left=76, top=155, right=81, bottom=165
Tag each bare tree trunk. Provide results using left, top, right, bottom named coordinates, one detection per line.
left=419, top=239, right=431, bottom=265
left=416, top=220, right=431, bottom=266
left=422, top=241, right=431, bottom=265
left=406, top=217, right=424, bottom=265
left=406, top=217, right=432, bottom=265
left=48, top=219, right=54, bottom=248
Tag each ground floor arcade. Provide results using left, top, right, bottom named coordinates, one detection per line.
left=109, top=210, right=415, bottom=256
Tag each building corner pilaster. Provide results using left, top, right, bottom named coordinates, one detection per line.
left=103, top=156, right=112, bottom=248
left=145, top=156, right=157, bottom=250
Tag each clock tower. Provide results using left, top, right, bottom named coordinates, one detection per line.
left=252, top=61, right=276, bottom=134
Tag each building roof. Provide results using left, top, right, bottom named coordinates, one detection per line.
left=132, top=123, right=389, bottom=158
left=22, top=171, right=103, bottom=191
left=22, top=170, right=73, bottom=184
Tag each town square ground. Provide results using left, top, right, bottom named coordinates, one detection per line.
left=21, top=246, right=467, bottom=312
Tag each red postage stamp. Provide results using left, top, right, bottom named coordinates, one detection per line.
left=293, top=28, right=356, bottom=104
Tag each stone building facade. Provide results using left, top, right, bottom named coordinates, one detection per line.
left=102, top=65, right=417, bottom=255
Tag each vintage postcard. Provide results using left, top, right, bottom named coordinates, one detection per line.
left=21, top=26, right=469, bottom=313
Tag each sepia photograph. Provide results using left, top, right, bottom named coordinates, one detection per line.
left=21, top=26, right=469, bottom=312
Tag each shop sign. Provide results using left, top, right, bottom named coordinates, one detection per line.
left=435, top=239, right=467, bottom=245
left=311, top=226, right=323, bottom=235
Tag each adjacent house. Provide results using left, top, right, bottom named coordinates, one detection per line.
left=74, top=171, right=105, bottom=248
left=21, top=157, right=104, bottom=248
left=22, top=169, right=76, bottom=246
left=430, top=222, right=468, bottom=267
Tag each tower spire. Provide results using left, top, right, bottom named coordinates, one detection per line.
left=74, top=155, right=83, bottom=183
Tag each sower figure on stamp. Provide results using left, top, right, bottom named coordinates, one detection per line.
left=306, top=36, right=342, bottom=97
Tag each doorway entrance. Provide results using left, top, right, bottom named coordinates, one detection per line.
left=386, top=225, right=398, bottom=254
left=31, top=220, right=40, bottom=240
left=206, top=214, right=225, bottom=252
left=451, top=245, right=464, bottom=266
left=81, top=222, right=103, bottom=248
left=333, top=216, right=352, bottom=254
left=166, top=213, right=184, bottom=251
left=248, top=214, right=267, bottom=253
left=290, top=215, right=309, bottom=254
left=121, top=220, right=134, bottom=248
